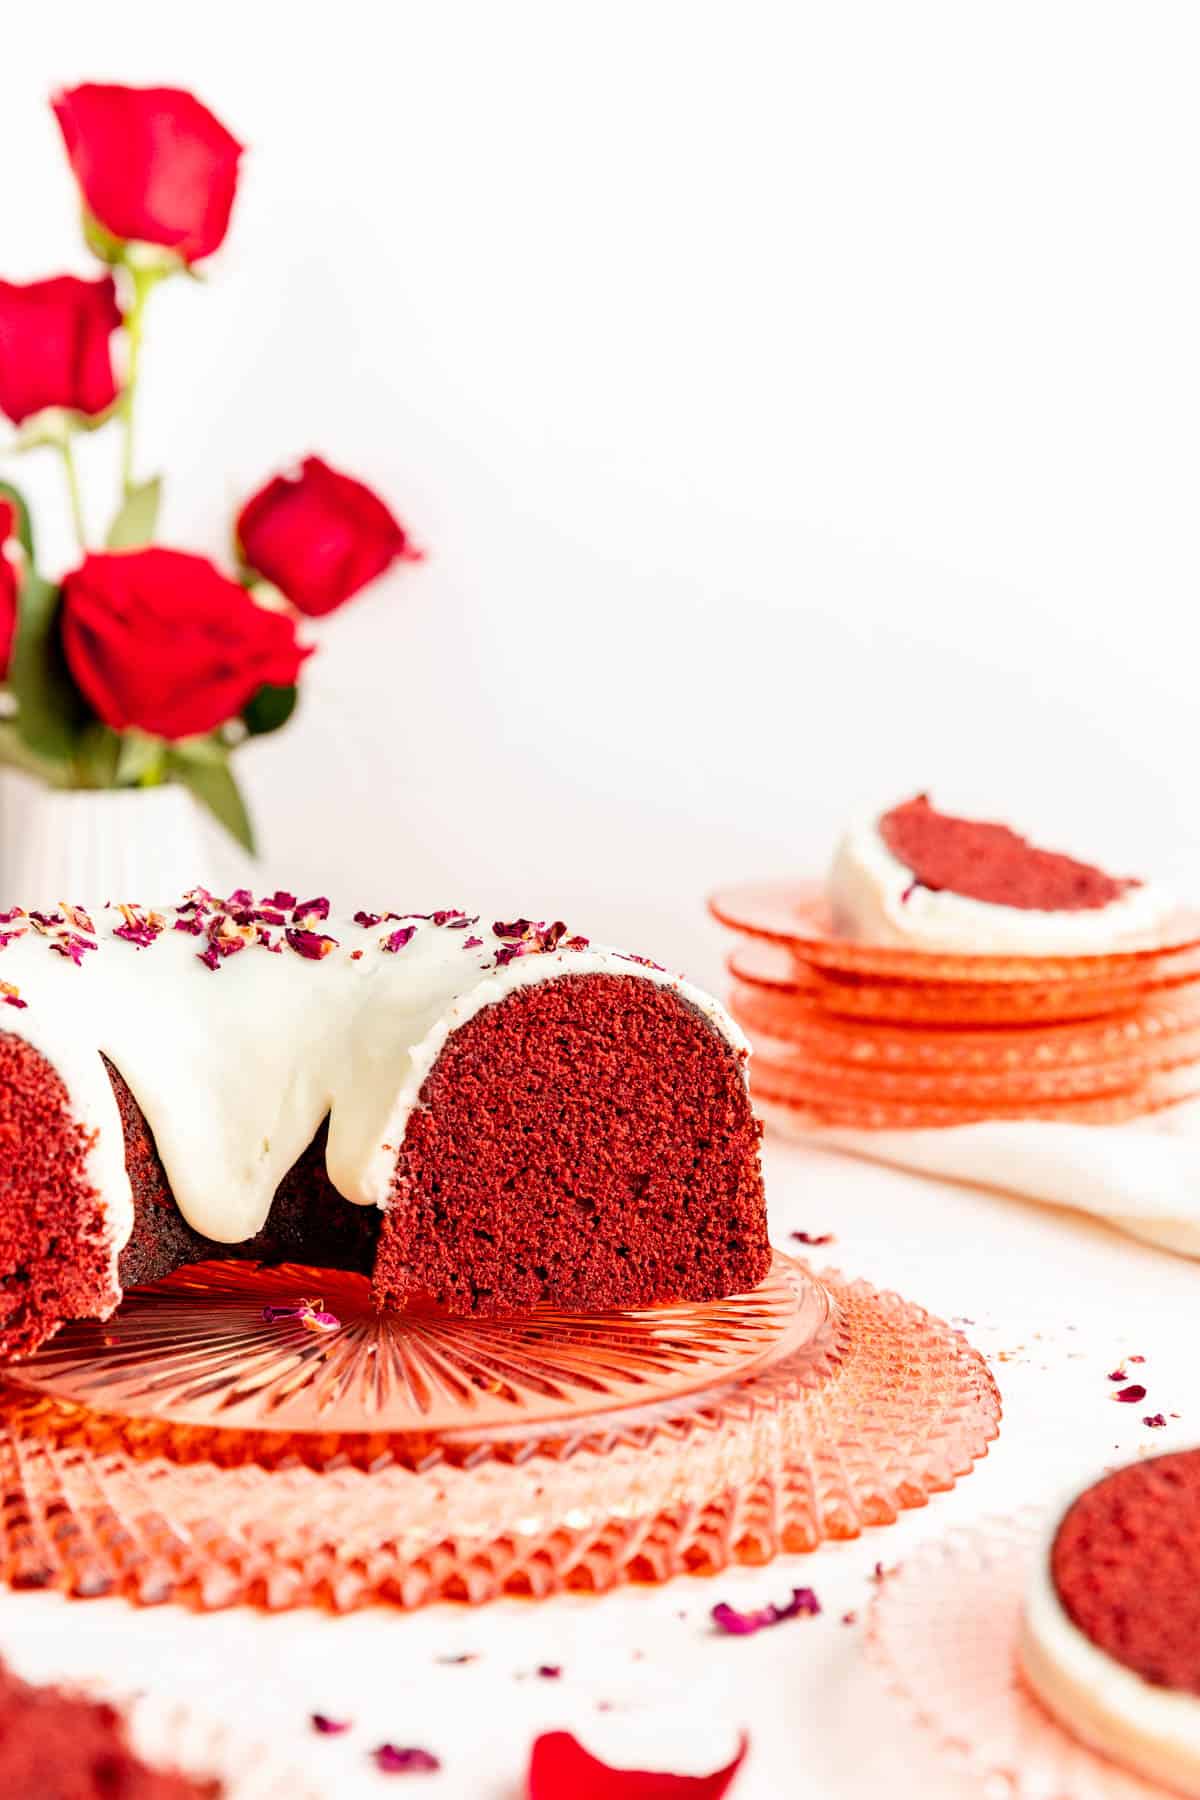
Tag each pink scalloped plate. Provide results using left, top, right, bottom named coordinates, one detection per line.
left=867, top=1509, right=1168, bottom=1800
left=727, top=941, right=1200, bottom=1028
left=729, top=981, right=1200, bottom=1076
left=0, top=1256, right=999, bottom=1611
left=710, top=882, right=1200, bottom=984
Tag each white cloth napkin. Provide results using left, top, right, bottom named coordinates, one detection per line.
left=762, top=1099, right=1200, bottom=1256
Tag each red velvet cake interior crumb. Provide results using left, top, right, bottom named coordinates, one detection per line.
left=0, top=1031, right=118, bottom=1359
left=1051, top=1450, right=1200, bottom=1693
left=880, top=794, right=1139, bottom=912
left=375, top=971, right=769, bottom=1315
left=0, top=1659, right=220, bottom=1796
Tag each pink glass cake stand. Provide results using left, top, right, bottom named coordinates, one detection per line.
left=0, top=1254, right=999, bottom=1612
left=867, top=1510, right=1168, bottom=1800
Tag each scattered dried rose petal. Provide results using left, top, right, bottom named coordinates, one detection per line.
left=293, top=896, right=331, bottom=922
left=286, top=928, right=338, bottom=960
left=0, top=907, right=24, bottom=924
left=528, top=1730, right=748, bottom=1799
left=373, top=1744, right=440, bottom=1775
left=50, top=934, right=97, bottom=965
left=1144, top=1413, right=1167, bottom=1428
left=1107, top=1369, right=1127, bottom=1382
left=354, top=911, right=382, bottom=928
left=435, top=1653, right=477, bottom=1666
left=174, top=915, right=205, bottom=936
left=311, top=1714, right=352, bottom=1735
left=536, top=1665, right=562, bottom=1679
left=463, top=936, right=483, bottom=949
left=790, top=1231, right=834, bottom=1246
left=1129, top=1354, right=1146, bottom=1364
left=1115, top=1384, right=1147, bottom=1404
left=383, top=926, right=416, bottom=954
left=711, top=1587, right=820, bottom=1636
left=0, top=980, right=27, bottom=1010
left=262, top=1299, right=340, bottom=1333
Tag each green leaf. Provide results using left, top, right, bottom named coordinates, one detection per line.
left=241, top=683, right=297, bottom=737
left=168, top=751, right=256, bottom=855
left=0, top=721, right=73, bottom=787
left=0, top=480, right=35, bottom=561
left=81, top=209, right=127, bottom=266
left=8, top=571, right=89, bottom=766
left=114, top=730, right=166, bottom=787
left=72, top=723, right=122, bottom=788
left=169, top=731, right=231, bottom=768
left=106, top=475, right=162, bottom=549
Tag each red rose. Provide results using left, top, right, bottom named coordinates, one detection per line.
left=60, top=548, right=310, bottom=741
left=236, top=455, right=421, bottom=617
left=52, top=84, right=243, bottom=265
left=0, top=275, right=122, bottom=426
left=0, top=503, right=19, bottom=679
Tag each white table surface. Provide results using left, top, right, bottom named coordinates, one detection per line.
left=0, top=1136, right=1192, bottom=1798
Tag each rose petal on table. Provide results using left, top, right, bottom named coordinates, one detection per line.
left=528, top=1730, right=748, bottom=1798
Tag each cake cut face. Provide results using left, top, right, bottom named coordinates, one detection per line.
left=0, top=1658, right=219, bottom=1797
left=1020, top=1450, right=1200, bottom=1795
left=830, top=794, right=1169, bottom=953
left=0, top=894, right=769, bottom=1358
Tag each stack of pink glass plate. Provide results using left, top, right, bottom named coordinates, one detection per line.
left=709, top=880, right=1200, bottom=1131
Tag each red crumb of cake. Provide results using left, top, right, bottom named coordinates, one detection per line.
left=0, top=1658, right=220, bottom=1796
left=1051, top=1450, right=1200, bottom=1693
left=0, top=1032, right=119, bottom=1359
left=879, top=794, right=1140, bottom=913
left=375, top=972, right=769, bottom=1315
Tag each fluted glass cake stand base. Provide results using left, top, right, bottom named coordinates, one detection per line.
left=0, top=1255, right=999, bottom=1612
left=867, top=1511, right=1165, bottom=1800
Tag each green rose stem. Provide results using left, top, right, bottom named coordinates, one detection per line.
left=118, top=264, right=161, bottom=498
left=57, top=434, right=87, bottom=550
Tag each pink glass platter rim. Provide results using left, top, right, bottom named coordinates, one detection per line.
left=4, top=1251, right=830, bottom=1439
left=710, top=880, right=1200, bottom=983
left=866, top=1509, right=1168, bottom=1800
left=0, top=1267, right=1001, bottom=1611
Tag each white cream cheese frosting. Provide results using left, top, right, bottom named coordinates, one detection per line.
left=829, top=813, right=1174, bottom=954
left=0, top=897, right=746, bottom=1269
left=1019, top=1500, right=1200, bottom=1796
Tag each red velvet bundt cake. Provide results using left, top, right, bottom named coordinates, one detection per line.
left=1020, top=1449, right=1200, bottom=1794
left=0, top=892, right=768, bottom=1358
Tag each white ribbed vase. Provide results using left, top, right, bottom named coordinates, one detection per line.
left=0, top=771, right=257, bottom=906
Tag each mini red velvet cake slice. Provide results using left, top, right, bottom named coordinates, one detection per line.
left=829, top=794, right=1169, bottom=954
left=0, top=895, right=768, bottom=1357
left=0, top=1658, right=220, bottom=1797
left=1020, top=1449, right=1200, bottom=1794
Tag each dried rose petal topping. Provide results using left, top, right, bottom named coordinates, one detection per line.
left=463, top=936, right=483, bottom=950
left=286, top=928, right=338, bottom=960
left=226, top=887, right=253, bottom=908
left=790, top=1231, right=834, bottom=1246
left=258, top=928, right=284, bottom=953
left=262, top=1299, right=340, bottom=1332
left=60, top=902, right=96, bottom=934
left=430, top=909, right=469, bottom=927
left=383, top=926, right=416, bottom=954
left=1115, top=1384, right=1148, bottom=1404
left=0, top=929, right=26, bottom=949
left=0, top=907, right=24, bottom=925
left=1144, top=1413, right=1167, bottom=1428
left=536, top=1665, right=562, bottom=1680
left=528, top=1731, right=749, bottom=1799
left=267, top=889, right=297, bottom=910
left=50, top=934, right=98, bottom=966
left=354, top=911, right=383, bottom=928
left=372, top=1744, right=441, bottom=1775
left=494, top=918, right=536, bottom=940
left=620, top=952, right=666, bottom=972
left=197, top=944, right=222, bottom=972
left=1107, top=1369, right=1127, bottom=1382
left=311, top=1714, right=352, bottom=1735
left=711, top=1587, right=820, bottom=1636
left=28, top=909, right=63, bottom=931
left=174, top=915, right=205, bottom=936
left=293, top=896, right=331, bottom=922
left=0, top=980, right=27, bottom=1010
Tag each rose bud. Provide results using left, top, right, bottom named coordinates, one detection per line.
left=52, top=84, right=243, bottom=265
left=0, top=275, right=122, bottom=426
left=0, top=502, right=19, bottom=679
left=60, top=547, right=311, bottom=741
left=236, top=455, right=421, bottom=617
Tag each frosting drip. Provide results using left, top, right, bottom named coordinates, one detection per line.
left=0, top=895, right=746, bottom=1255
